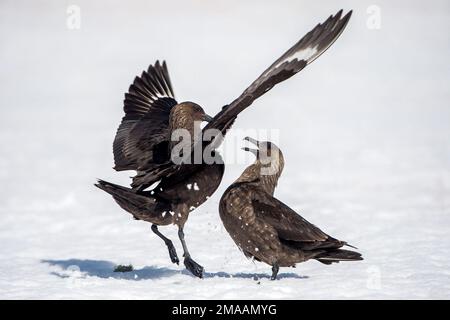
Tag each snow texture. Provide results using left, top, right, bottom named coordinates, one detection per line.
left=0, top=0, right=449, bottom=299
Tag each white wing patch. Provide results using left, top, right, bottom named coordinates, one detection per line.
left=273, top=45, right=319, bottom=71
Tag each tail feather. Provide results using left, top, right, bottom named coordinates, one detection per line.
left=343, top=242, right=358, bottom=249
left=95, top=179, right=134, bottom=197
left=95, top=179, right=146, bottom=206
left=95, top=179, right=171, bottom=223
left=315, top=248, right=363, bottom=265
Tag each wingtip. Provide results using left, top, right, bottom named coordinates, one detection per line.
left=343, top=9, right=353, bottom=21
left=94, top=179, right=110, bottom=190
left=333, top=9, right=352, bottom=22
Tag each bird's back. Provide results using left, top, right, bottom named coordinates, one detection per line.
left=219, top=180, right=362, bottom=267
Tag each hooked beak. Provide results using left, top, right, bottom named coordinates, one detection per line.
left=242, top=137, right=260, bottom=156
left=241, top=147, right=258, bottom=156
left=202, top=114, right=213, bottom=122
left=244, top=136, right=259, bottom=146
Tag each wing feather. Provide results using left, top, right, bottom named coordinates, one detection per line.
left=113, top=61, right=178, bottom=172
left=204, top=10, right=352, bottom=138
left=250, top=188, right=344, bottom=249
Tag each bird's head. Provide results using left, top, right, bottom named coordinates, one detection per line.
left=242, top=137, right=285, bottom=178
left=170, top=102, right=213, bottom=125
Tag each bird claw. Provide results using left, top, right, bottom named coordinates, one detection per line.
left=184, top=256, right=204, bottom=278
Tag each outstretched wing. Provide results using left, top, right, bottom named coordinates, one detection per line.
left=204, top=10, right=352, bottom=138
left=113, top=61, right=178, bottom=171
left=251, top=188, right=344, bottom=250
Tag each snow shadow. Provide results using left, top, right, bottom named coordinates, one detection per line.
left=42, top=259, right=308, bottom=281
left=200, top=270, right=308, bottom=280
left=42, top=259, right=179, bottom=280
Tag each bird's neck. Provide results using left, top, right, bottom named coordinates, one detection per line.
left=258, top=157, right=283, bottom=195
left=169, top=115, right=202, bottom=149
left=168, top=112, right=203, bottom=164
left=259, top=172, right=281, bottom=196
left=235, top=162, right=282, bottom=196
left=235, top=164, right=260, bottom=184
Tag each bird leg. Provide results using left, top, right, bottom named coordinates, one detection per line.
left=271, top=263, right=279, bottom=280
left=178, top=227, right=204, bottom=278
left=151, top=224, right=179, bottom=265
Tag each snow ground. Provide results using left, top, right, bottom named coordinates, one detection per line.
left=0, top=0, right=449, bottom=299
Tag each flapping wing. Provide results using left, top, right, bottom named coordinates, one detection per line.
left=204, top=10, right=352, bottom=137
left=251, top=188, right=343, bottom=249
left=113, top=61, right=178, bottom=171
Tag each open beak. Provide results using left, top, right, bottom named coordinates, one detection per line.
left=242, top=137, right=259, bottom=156
left=244, top=136, right=260, bottom=147
left=241, top=147, right=258, bottom=156
left=202, top=114, right=213, bottom=122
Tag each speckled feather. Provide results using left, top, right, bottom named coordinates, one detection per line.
left=219, top=142, right=362, bottom=269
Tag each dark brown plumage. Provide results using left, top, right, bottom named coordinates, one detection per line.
left=219, top=138, right=363, bottom=280
left=96, top=10, right=353, bottom=278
